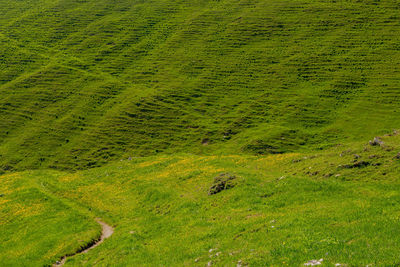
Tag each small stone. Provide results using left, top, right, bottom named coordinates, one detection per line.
left=304, top=259, right=323, bottom=266
left=369, top=137, right=384, bottom=146
left=195, top=258, right=199, bottom=262
left=209, top=249, right=214, bottom=253
left=207, top=261, right=212, bottom=266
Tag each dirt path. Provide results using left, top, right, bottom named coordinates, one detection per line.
left=53, top=218, right=114, bottom=266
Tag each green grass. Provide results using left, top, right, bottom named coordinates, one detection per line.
left=1, top=0, right=400, bottom=171
left=3, top=133, right=400, bottom=266
left=0, top=171, right=100, bottom=266
left=3, top=0, right=400, bottom=265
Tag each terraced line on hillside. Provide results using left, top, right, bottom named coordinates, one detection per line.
left=54, top=218, right=114, bottom=266
left=2, top=0, right=400, bottom=172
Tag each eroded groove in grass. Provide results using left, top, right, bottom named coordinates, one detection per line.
left=54, top=219, right=114, bottom=266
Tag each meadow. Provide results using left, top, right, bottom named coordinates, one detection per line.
left=2, top=133, right=400, bottom=265
left=2, top=0, right=400, bottom=266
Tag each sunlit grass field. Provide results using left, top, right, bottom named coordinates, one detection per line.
left=2, top=133, right=400, bottom=266
left=0, top=172, right=99, bottom=266
left=2, top=0, right=400, bottom=265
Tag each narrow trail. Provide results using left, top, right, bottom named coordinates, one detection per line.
left=53, top=219, right=114, bottom=266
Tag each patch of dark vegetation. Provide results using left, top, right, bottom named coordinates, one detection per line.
left=242, top=130, right=312, bottom=155
left=307, top=171, right=319, bottom=176
left=243, top=141, right=284, bottom=155
left=201, top=138, right=210, bottom=146
left=208, top=173, right=236, bottom=195
left=341, top=161, right=371, bottom=169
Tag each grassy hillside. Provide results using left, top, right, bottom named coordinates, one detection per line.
left=2, top=133, right=400, bottom=266
left=3, top=0, right=400, bottom=265
left=1, top=0, right=400, bottom=171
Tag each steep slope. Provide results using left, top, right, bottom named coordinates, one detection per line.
left=1, top=0, right=400, bottom=171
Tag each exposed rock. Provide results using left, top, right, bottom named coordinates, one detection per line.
left=369, top=137, right=384, bottom=146
left=304, top=259, right=323, bottom=266
left=208, top=173, right=236, bottom=195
